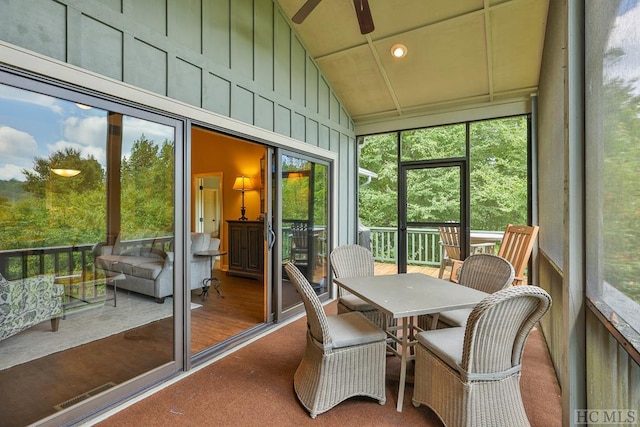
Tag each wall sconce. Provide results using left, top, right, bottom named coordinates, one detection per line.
left=232, top=175, right=254, bottom=220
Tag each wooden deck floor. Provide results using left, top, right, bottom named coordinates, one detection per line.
left=374, top=262, right=443, bottom=278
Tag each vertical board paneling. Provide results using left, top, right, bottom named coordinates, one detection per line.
left=306, top=119, right=318, bottom=146
left=231, top=0, right=254, bottom=81
left=203, top=72, right=231, bottom=116
left=255, top=96, right=274, bottom=131
left=319, top=78, right=329, bottom=119
left=0, top=0, right=67, bottom=61
left=292, top=112, right=305, bottom=141
left=232, top=85, right=254, bottom=124
left=586, top=309, right=640, bottom=415
left=347, top=134, right=356, bottom=240
left=80, top=15, right=123, bottom=80
left=330, top=94, right=340, bottom=124
left=274, top=11, right=291, bottom=100
left=172, top=58, right=202, bottom=106
left=169, top=0, right=202, bottom=53
left=338, top=132, right=350, bottom=244
left=203, top=0, right=230, bottom=68
left=254, top=0, right=273, bottom=91
left=319, top=125, right=329, bottom=150
left=291, top=37, right=305, bottom=107
left=133, top=0, right=167, bottom=35
left=340, top=107, right=350, bottom=130
left=275, top=104, right=291, bottom=136
left=131, top=39, right=167, bottom=95
left=97, top=0, right=122, bottom=12
left=305, top=57, right=318, bottom=113
left=330, top=129, right=340, bottom=152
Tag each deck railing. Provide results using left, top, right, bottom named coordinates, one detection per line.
left=0, top=237, right=173, bottom=281
left=1, top=228, right=499, bottom=279
left=369, top=226, right=442, bottom=267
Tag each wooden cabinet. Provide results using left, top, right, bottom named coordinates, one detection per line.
left=226, top=220, right=264, bottom=280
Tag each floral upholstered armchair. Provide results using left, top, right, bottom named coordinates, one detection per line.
left=0, top=273, right=64, bottom=341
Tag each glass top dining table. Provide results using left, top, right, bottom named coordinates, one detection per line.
left=333, top=272, right=489, bottom=412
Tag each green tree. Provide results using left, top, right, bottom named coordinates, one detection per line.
left=120, top=136, right=175, bottom=237
left=358, top=117, right=529, bottom=232
left=21, top=147, right=104, bottom=198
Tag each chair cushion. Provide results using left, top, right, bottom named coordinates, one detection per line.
left=338, top=293, right=375, bottom=312
left=327, top=311, right=386, bottom=349
left=438, top=308, right=472, bottom=327
left=416, top=327, right=465, bottom=373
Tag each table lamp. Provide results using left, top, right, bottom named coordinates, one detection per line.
left=232, top=175, right=253, bottom=220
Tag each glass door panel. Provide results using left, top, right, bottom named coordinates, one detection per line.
left=279, top=153, right=329, bottom=313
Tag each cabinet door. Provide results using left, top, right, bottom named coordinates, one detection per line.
left=228, top=223, right=245, bottom=272
left=246, top=223, right=264, bottom=274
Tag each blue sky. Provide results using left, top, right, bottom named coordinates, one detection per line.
left=0, top=83, right=174, bottom=181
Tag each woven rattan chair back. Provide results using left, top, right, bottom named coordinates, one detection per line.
left=457, top=253, right=515, bottom=294
left=462, top=285, right=551, bottom=374
left=284, top=262, right=331, bottom=346
left=330, top=245, right=374, bottom=297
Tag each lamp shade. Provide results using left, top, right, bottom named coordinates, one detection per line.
left=232, top=176, right=253, bottom=191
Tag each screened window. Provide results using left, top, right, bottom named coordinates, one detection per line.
left=586, top=0, right=640, bottom=346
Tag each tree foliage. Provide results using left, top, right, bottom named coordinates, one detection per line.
left=358, top=117, right=528, bottom=231
left=0, top=136, right=173, bottom=250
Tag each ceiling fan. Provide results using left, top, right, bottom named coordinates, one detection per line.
left=291, top=0, right=375, bottom=35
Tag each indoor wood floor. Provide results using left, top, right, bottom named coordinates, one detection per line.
left=0, top=272, right=263, bottom=427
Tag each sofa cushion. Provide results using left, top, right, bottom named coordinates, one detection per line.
left=131, top=260, right=164, bottom=280
left=97, top=255, right=162, bottom=278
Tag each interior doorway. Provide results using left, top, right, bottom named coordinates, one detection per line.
left=190, top=126, right=268, bottom=357
left=195, top=173, right=222, bottom=236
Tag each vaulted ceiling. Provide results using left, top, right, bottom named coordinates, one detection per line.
left=276, top=0, right=549, bottom=130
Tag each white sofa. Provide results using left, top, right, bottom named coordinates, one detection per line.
left=94, top=233, right=219, bottom=303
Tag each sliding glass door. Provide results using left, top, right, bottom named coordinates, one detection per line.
left=275, top=151, right=330, bottom=317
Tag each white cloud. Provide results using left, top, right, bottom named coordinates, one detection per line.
left=0, top=126, right=39, bottom=179
left=123, top=116, right=174, bottom=146
left=62, top=116, right=108, bottom=148
left=0, top=163, right=26, bottom=181
left=0, top=85, right=63, bottom=114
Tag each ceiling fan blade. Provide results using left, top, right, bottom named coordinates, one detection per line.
left=292, top=0, right=322, bottom=24
left=353, top=0, right=374, bottom=34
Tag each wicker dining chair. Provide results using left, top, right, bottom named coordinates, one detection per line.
left=412, top=285, right=552, bottom=427
left=418, top=253, right=515, bottom=330
left=329, top=244, right=396, bottom=329
left=284, top=262, right=387, bottom=418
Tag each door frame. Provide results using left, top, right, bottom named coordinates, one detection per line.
left=398, top=158, right=469, bottom=273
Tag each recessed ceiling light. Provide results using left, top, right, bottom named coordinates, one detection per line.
left=391, top=44, right=407, bottom=59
